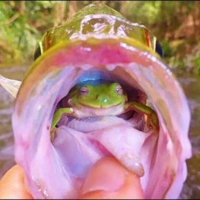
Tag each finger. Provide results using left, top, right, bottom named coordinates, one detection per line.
left=79, top=157, right=144, bottom=199
left=0, top=164, right=33, bottom=199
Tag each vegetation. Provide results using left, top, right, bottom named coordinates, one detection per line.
left=0, top=1, right=200, bottom=75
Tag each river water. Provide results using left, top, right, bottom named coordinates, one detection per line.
left=0, top=65, right=199, bottom=199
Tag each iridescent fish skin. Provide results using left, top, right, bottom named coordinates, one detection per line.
left=12, top=3, right=191, bottom=199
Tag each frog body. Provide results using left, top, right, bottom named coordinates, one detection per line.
left=51, top=82, right=159, bottom=134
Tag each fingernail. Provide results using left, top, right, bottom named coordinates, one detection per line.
left=81, top=157, right=127, bottom=195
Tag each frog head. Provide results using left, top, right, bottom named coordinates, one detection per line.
left=67, top=82, right=127, bottom=109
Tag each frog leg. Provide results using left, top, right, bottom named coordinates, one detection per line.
left=125, top=101, right=159, bottom=133
left=50, top=107, right=74, bottom=142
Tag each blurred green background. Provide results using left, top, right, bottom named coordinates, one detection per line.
left=0, top=1, right=200, bottom=199
left=0, top=1, right=200, bottom=75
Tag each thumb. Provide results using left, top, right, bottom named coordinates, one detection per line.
left=0, top=165, right=33, bottom=199
left=79, top=157, right=144, bottom=199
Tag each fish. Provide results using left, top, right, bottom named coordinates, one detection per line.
left=0, top=2, right=191, bottom=199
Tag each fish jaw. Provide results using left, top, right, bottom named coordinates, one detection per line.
left=12, top=37, right=191, bottom=199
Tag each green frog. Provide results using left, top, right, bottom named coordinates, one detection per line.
left=51, top=82, right=159, bottom=133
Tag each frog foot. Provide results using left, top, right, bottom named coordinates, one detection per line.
left=147, top=112, right=159, bottom=133
left=50, top=127, right=58, bottom=142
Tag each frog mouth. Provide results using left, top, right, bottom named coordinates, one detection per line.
left=61, top=100, right=143, bottom=122
left=12, top=38, right=191, bottom=199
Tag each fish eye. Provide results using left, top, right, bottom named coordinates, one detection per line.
left=80, top=86, right=89, bottom=96
left=115, top=84, right=123, bottom=95
left=34, top=46, right=41, bottom=60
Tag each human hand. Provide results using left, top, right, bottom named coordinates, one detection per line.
left=0, top=157, right=144, bottom=199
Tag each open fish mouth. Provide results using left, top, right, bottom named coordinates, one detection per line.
left=12, top=36, right=191, bottom=199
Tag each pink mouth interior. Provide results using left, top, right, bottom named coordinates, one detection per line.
left=12, top=40, right=191, bottom=199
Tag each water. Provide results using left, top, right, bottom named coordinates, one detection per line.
left=0, top=65, right=199, bottom=199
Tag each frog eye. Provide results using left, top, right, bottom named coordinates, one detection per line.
left=115, top=84, right=123, bottom=95
left=80, top=86, right=89, bottom=96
